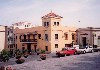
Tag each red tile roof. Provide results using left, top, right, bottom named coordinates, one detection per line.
left=42, top=12, right=63, bottom=19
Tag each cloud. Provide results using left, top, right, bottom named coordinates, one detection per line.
left=0, top=0, right=100, bottom=28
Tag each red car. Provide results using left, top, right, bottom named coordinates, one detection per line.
left=56, top=47, right=77, bottom=57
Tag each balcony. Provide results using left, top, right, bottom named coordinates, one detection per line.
left=20, top=39, right=37, bottom=43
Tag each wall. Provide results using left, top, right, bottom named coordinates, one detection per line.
left=0, top=26, right=5, bottom=52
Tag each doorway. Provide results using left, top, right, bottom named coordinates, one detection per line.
left=82, top=37, right=86, bottom=47
left=27, top=44, right=31, bottom=53
left=34, top=45, right=37, bottom=52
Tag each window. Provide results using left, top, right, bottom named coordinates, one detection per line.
left=14, top=38, right=15, bottom=41
left=94, top=34, right=96, bottom=37
left=72, top=33, right=75, bottom=40
left=55, top=44, right=58, bottom=48
left=8, top=31, right=9, bottom=35
left=45, top=34, right=48, bottom=41
left=57, top=22, right=59, bottom=26
left=11, top=38, right=13, bottom=41
left=38, top=34, right=41, bottom=39
left=65, top=44, right=67, bottom=47
left=54, top=22, right=56, bottom=25
left=33, top=34, right=35, bottom=39
left=19, top=35, right=21, bottom=39
left=65, top=34, right=68, bottom=40
left=8, top=38, right=9, bottom=41
left=22, top=47, right=25, bottom=50
left=28, top=35, right=30, bottom=39
left=44, top=22, right=46, bottom=27
left=44, top=22, right=49, bottom=27
left=16, top=36, right=17, bottom=39
left=27, top=25, right=28, bottom=27
left=11, top=31, right=13, bottom=33
left=98, top=36, right=100, bottom=39
left=24, top=35, right=26, bottom=39
left=16, top=44, right=17, bottom=49
left=25, top=25, right=26, bottom=27
left=45, top=46, right=48, bottom=51
left=10, top=45, right=13, bottom=48
left=14, top=44, right=15, bottom=47
left=55, top=34, right=58, bottom=39
left=22, top=44, right=25, bottom=46
left=47, top=22, right=49, bottom=26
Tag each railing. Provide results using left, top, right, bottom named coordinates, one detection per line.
left=20, top=39, right=37, bottom=42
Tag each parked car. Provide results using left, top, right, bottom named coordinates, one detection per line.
left=93, top=47, right=100, bottom=52
left=73, top=45, right=82, bottom=54
left=75, top=45, right=93, bottom=54
left=56, top=47, right=77, bottom=57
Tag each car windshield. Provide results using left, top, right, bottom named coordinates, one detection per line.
left=79, top=47, right=85, bottom=49
left=89, top=46, right=92, bottom=48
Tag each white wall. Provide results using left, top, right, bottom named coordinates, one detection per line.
left=94, top=32, right=100, bottom=47
left=0, top=26, right=5, bottom=52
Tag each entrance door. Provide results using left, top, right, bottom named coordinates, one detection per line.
left=27, top=44, right=31, bottom=53
left=34, top=45, right=37, bottom=52
left=82, top=37, right=86, bottom=47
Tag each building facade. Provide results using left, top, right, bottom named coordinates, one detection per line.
left=14, top=12, right=77, bottom=53
left=0, top=25, right=15, bottom=54
left=7, top=26, right=15, bottom=55
left=76, top=27, right=100, bottom=48
left=12, top=21, right=34, bottom=29
left=0, top=25, right=7, bottom=52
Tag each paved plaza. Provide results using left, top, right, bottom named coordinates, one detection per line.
left=0, top=52, right=100, bottom=70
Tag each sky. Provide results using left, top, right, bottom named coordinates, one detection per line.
left=0, top=0, right=100, bottom=28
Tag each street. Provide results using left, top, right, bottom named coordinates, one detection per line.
left=1, top=52, right=99, bottom=70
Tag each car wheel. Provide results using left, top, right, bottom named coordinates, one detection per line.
left=74, top=52, right=77, bottom=55
left=62, top=54, right=65, bottom=57
left=83, top=50, right=86, bottom=54
left=57, top=54, right=61, bottom=57
left=91, top=50, right=94, bottom=53
left=66, top=54, right=70, bottom=56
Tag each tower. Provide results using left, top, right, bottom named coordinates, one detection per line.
left=41, top=12, right=63, bottom=52
left=41, top=11, right=63, bottom=28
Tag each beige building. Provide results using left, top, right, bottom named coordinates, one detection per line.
left=0, top=25, right=7, bottom=52
left=14, top=12, right=77, bottom=53
left=12, top=21, right=34, bottom=29
left=76, top=27, right=100, bottom=48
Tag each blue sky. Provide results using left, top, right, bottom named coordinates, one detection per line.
left=0, top=0, right=100, bottom=27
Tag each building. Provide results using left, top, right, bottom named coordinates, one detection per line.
left=0, top=25, right=7, bottom=52
left=76, top=27, right=100, bottom=48
left=7, top=26, right=15, bottom=55
left=12, top=21, right=34, bottom=29
left=0, top=25, right=15, bottom=54
left=92, top=28, right=100, bottom=47
left=14, top=12, right=77, bottom=53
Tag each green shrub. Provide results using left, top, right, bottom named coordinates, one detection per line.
left=23, top=49, right=28, bottom=54
left=0, top=50, right=9, bottom=62
left=15, top=59, right=25, bottom=64
left=15, top=49, right=22, bottom=56
left=16, top=55, right=21, bottom=59
left=41, top=50, right=45, bottom=54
